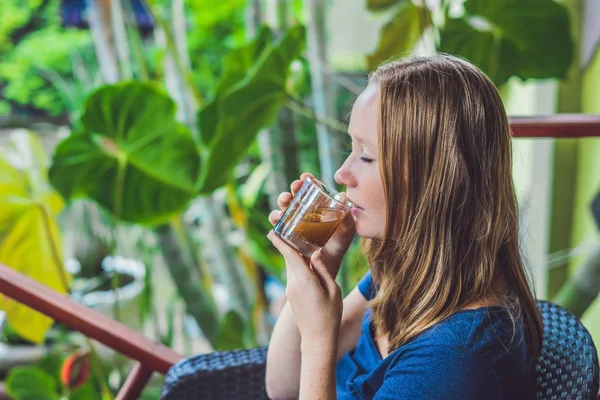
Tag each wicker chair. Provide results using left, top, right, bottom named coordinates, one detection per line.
left=161, top=301, right=600, bottom=400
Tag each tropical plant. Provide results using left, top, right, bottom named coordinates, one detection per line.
left=554, top=239, right=600, bottom=317
left=367, top=0, right=574, bottom=87
left=0, top=0, right=96, bottom=116
left=554, top=189, right=600, bottom=317
left=5, top=345, right=117, bottom=400
left=46, top=25, right=306, bottom=349
left=0, top=131, right=71, bottom=344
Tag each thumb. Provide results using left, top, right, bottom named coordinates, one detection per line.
left=310, top=251, right=338, bottom=294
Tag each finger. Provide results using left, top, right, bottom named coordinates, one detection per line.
left=277, top=192, right=292, bottom=209
left=267, top=230, right=304, bottom=264
left=268, top=210, right=282, bottom=226
left=300, top=172, right=315, bottom=182
left=310, top=251, right=337, bottom=293
left=267, top=230, right=313, bottom=279
left=290, top=179, right=302, bottom=196
left=291, top=173, right=316, bottom=195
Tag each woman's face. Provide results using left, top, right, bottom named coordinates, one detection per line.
left=334, top=84, right=386, bottom=238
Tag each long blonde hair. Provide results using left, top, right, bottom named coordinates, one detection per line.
left=366, top=54, right=542, bottom=359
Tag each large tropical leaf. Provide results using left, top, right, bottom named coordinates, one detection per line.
left=199, top=27, right=273, bottom=149
left=439, top=0, right=573, bottom=86
left=367, top=3, right=431, bottom=71
left=0, top=132, right=71, bottom=344
left=214, top=26, right=274, bottom=96
left=196, top=26, right=306, bottom=193
left=48, top=83, right=201, bottom=225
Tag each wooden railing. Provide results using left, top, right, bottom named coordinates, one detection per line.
left=0, top=114, right=599, bottom=399
left=509, top=114, right=600, bottom=138
left=0, top=264, right=183, bottom=399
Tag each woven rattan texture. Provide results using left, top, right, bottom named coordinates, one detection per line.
left=161, top=346, right=268, bottom=399
left=161, top=301, right=599, bottom=399
left=536, top=301, right=599, bottom=400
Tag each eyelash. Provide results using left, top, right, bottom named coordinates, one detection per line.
left=345, top=140, right=374, bottom=164
left=360, top=156, right=374, bottom=164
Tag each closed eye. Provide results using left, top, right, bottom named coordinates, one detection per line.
left=360, top=156, right=374, bottom=164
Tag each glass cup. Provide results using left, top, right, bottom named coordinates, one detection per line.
left=274, top=176, right=353, bottom=257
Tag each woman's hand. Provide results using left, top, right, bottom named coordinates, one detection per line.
left=267, top=231, right=343, bottom=343
left=268, top=173, right=356, bottom=277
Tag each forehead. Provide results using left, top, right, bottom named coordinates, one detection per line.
left=348, top=84, right=379, bottom=145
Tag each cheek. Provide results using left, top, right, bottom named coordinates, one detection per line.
left=371, top=182, right=386, bottom=236
left=357, top=183, right=386, bottom=238
left=369, top=176, right=386, bottom=216
left=370, top=190, right=387, bottom=229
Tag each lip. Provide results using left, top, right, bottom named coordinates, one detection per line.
left=351, top=205, right=364, bottom=217
left=346, top=195, right=362, bottom=209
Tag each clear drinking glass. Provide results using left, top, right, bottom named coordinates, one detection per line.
left=274, top=176, right=353, bottom=257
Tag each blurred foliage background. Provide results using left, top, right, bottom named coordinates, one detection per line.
left=0, top=0, right=599, bottom=398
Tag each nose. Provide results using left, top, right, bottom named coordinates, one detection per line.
left=334, top=159, right=357, bottom=188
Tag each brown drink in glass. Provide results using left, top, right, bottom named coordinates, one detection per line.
left=274, top=177, right=353, bottom=257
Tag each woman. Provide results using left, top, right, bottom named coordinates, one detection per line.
left=265, top=54, right=542, bottom=399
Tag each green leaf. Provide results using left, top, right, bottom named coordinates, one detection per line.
left=197, top=99, right=220, bottom=149
left=245, top=211, right=285, bottom=283
left=215, top=26, right=274, bottom=95
left=367, top=3, right=430, bottom=71
left=367, top=0, right=406, bottom=12
left=198, top=27, right=273, bottom=148
left=5, top=366, right=60, bottom=400
left=81, top=83, right=176, bottom=141
left=214, top=310, right=246, bottom=351
left=159, top=296, right=177, bottom=347
left=0, top=132, right=71, bottom=344
left=36, top=353, right=65, bottom=387
left=48, top=83, right=201, bottom=225
left=240, top=162, right=271, bottom=208
left=0, top=21, right=94, bottom=115
left=70, top=380, right=98, bottom=400
left=197, top=26, right=306, bottom=194
left=439, top=0, right=573, bottom=86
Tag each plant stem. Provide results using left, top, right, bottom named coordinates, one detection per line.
left=114, top=154, right=126, bottom=220
left=39, top=201, right=113, bottom=397
left=156, top=19, right=204, bottom=107
left=285, top=96, right=348, bottom=135
left=83, top=337, right=114, bottom=400
left=122, top=0, right=149, bottom=81
left=110, top=270, right=121, bottom=323
left=154, top=220, right=220, bottom=343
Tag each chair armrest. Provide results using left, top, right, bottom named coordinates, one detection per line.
left=161, top=346, right=268, bottom=400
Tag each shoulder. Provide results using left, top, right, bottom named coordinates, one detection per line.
left=410, top=306, right=525, bottom=356
left=357, top=270, right=377, bottom=300
left=375, top=307, right=533, bottom=399
left=376, top=343, right=498, bottom=399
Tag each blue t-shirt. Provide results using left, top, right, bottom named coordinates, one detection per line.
left=336, top=271, right=535, bottom=399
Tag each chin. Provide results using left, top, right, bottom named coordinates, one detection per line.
left=355, top=222, right=381, bottom=239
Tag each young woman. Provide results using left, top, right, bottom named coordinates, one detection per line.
left=265, top=54, right=542, bottom=400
